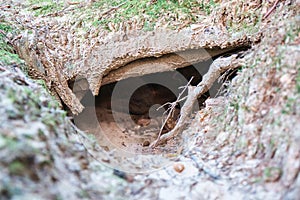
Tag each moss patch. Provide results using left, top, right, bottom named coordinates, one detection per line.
left=27, top=0, right=64, bottom=16
left=0, top=23, right=24, bottom=66
left=92, top=0, right=217, bottom=31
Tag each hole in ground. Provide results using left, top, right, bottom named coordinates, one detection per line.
left=72, top=59, right=239, bottom=155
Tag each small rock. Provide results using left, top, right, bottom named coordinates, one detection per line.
left=173, top=163, right=185, bottom=173
left=142, top=140, right=150, bottom=147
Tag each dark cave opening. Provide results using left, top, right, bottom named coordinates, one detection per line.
left=71, top=56, right=239, bottom=152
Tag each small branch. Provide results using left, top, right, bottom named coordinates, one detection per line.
left=0, top=5, right=10, bottom=10
left=100, top=2, right=126, bottom=16
left=151, top=77, right=193, bottom=147
left=66, top=1, right=81, bottom=5
left=263, top=0, right=280, bottom=19
left=151, top=54, right=240, bottom=147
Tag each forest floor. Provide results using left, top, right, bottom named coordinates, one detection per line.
left=0, top=0, right=300, bottom=199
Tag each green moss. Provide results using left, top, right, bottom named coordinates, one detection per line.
left=230, top=101, right=239, bottom=111
left=41, top=112, right=58, bottom=127
left=199, top=0, right=216, bottom=15
left=282, top=97, right=296, bottom=115
left=47, top=98, right=61, bottom=109
left=0, top=136, right=18, bottom=151
left=0, top=23, right=13, bottom=33
left=89, top=0, right=217, bottom=31
left=27, top=0, right=64, bottom=16
left=0, top=23, right=24, bottom=66
left=9, top=161, right=26, bottom=175
left=284, top=23, right=300, bottom=44
left=143, top=21, right=155, bottom=31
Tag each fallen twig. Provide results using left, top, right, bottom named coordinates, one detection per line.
left=0, top=5, right=10, bottom=10
left=101, top=2, right=126, bottom=16
left=150, top=54, right=240, bottom=147
left=152, top=77, right=193, bottom=146
left=67, top=1, right=81, bottom=5
left=263, top=0, right=280, bottom=19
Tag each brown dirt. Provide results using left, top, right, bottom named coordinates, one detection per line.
left=1, top=0, right=299, bottom=199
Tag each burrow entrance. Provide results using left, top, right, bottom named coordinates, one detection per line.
left=72, top=57, right=238, bottom=155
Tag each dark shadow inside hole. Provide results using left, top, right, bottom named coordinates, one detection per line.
left=128, top=83, right=178, bottom=116
left=71, top=60, right=217, bottom=130
left=69, top=58, right=239, bottom=152
left=96, top=62, right=212, bottom=117
left=69, top=58, right=240, bottom=129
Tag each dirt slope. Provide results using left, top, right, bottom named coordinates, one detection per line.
left=0, top=0, right=299, bottom=199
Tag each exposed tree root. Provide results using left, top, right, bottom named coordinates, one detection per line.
left=150, top=54, right=242, bottom=147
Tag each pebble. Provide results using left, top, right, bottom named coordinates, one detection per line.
left=173, top=163, right=185, bottom=173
